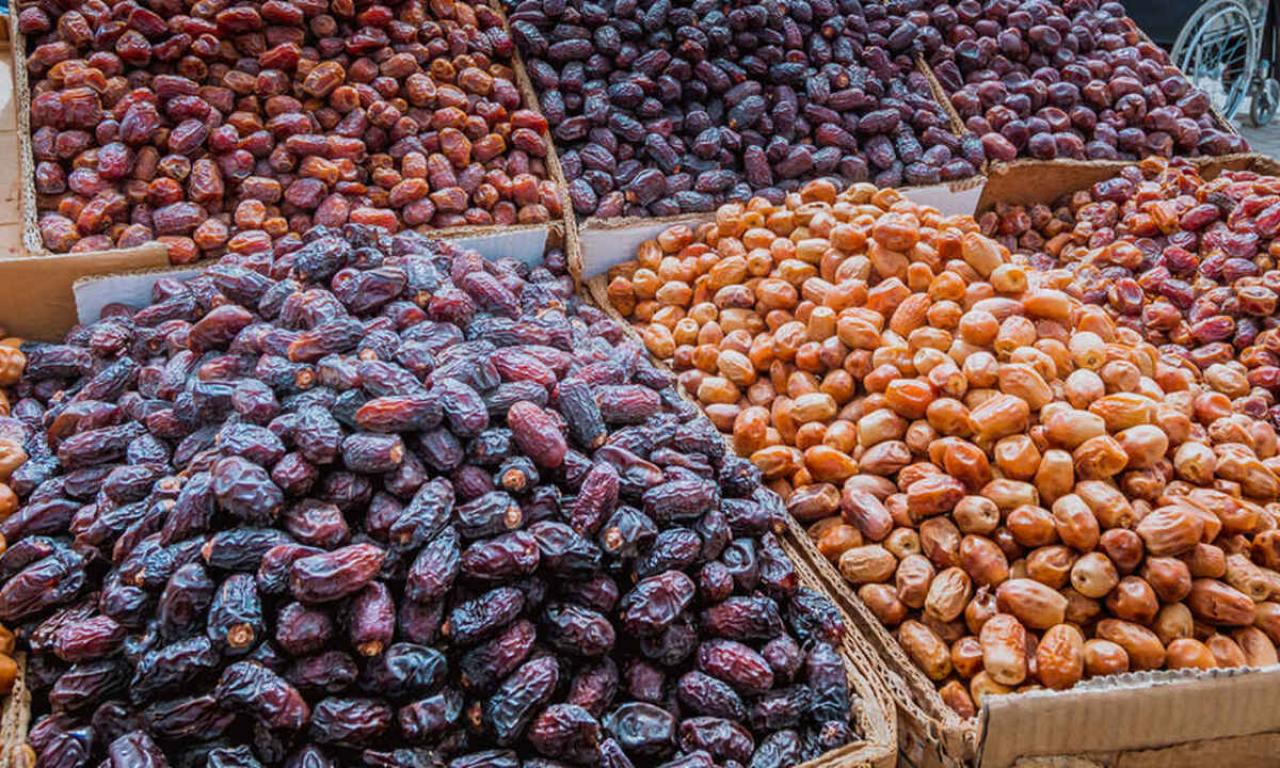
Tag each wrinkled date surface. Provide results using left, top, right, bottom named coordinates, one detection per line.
left=900, top=0, right=1247, bottom=161
left=608, top=178, right=1280, bottom=714
left=982, top=157, right=1280, bottom=424
left=506, top=0, right=979, bottom=218
left=4, top=222, right=859, bottom=765
left=24, top=0, right=561, bottom=260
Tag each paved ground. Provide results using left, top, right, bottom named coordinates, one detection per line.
left=1238, top=120, right=1280, bottom=158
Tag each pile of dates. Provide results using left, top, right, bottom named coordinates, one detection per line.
left=505, top=0, right=981, bottom=218
left=21, top=0, right=563, bottom=260
left=607, top=179, right=1280, bottom=712
left=0, top=223, right=861, bottom=766
left=902, top=0, right=1247, bottom=161
left=980, top=157, right=1280, bottom=422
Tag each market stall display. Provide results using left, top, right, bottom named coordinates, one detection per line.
left=4, top=0, right=1280, bottom=765
left=17, top=0, right=564, bottom=260
left=0, top=225, right=886, bottom=767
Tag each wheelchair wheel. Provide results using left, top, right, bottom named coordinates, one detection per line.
left=1251, top=77, right=1280, bottom=126
left=1171, top=0, right=1258, bottom=120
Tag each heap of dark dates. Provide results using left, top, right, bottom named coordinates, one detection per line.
left=980, top=157, right=1280, bottom=425
left=505, top=0, right=982, bottom=218
left=21, top=0, right=563, bottom=260
left=899, top=0, right=1247, bottom=162
left=0, top=223, right=860, bottom=767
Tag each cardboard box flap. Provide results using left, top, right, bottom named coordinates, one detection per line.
left=909, top=176, right=985, bottom=217
left=578, top=216, right=708, bottom=279
left=446, top=224, right=548, bottom=266
left=0, top=245, right=170, bottom=341
left=978, top=154, right=1280, bottom=214
left=75, top=266, right=203, bottom=325
left=977, top=665, right=1280, bottom=767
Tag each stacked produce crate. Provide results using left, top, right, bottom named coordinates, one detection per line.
left=2, top=0, right=1280, bottom=766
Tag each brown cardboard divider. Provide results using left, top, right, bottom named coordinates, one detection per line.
left=976, top=666, right=1280, bottom=768
left=10, top=4, right=42, bottom=259
left=574, top=186, right=1280, bottom=768
left=976, top=153, right=1280, bottom=214
left=0, top=243, right=170, bottom=341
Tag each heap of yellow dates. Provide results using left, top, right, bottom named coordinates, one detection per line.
left=607, top=179, right=1280, bottom=715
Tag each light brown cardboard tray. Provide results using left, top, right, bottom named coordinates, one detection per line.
left=977, top=153, right=1280, bottom=214
left=0, top=39, right=160, bottom=344
left=0, top=0, right=579, bottom=343
left=572, top=179, right=1280, bottom=768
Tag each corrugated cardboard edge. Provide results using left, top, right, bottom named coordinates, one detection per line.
left=500, top=2, right=581, bottom=287
left=0, top=243, right=171, bottom=341
left=572, top=198, right=1280, bottom=768
left=976, top=154, right=1280, bottom=214
left=978, top=665, right=1280, bottom=768
left=0, top=654, right=30, bottom=768
left=578, top=255, right=899, bottom=768
left=10, top=0, right=42, bottom=256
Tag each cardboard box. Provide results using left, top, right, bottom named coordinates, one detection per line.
left=555, top=48, right=988, bottom=239
left=1, top=0, right=578, bottom=343
left=794, top=528, right=1280, bottom=768
left=575, top=177, right=1280, bottom=768
left=0, top=223, right=899, bottom=768
left=0, top=36, right=169, bottom=341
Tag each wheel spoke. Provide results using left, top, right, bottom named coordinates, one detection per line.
left=1173, top=2, right=1256, bottom=118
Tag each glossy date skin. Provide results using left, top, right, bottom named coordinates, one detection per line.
left=8, top=223, right=858, bottom=766
left=25, top=0, right=562, bottom=260
left=508, top=0, right=977, bottom=218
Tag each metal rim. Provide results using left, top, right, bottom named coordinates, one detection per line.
left=1251, top=77, right=1280, bottom=126
left=1170, top=0, right=1258, bottom=120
